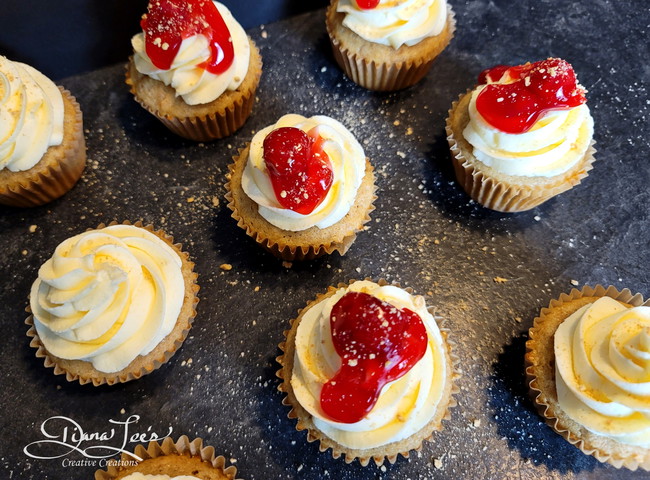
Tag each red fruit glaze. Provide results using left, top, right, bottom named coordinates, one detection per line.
left=320, top=291, right=428, bottom=424
left=142, top=0, right=234, bottom=74
left=262, top=127, right=333, bottom=215
left=356, top=0, right=381, bottom=9
left=475, top=58, right=587, bottom=134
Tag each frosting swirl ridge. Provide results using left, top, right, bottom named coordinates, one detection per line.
left=0, top=55, right=64, bottom=172
left=554, top=297, right=650, bottom=446
left=30, top=225, right=185, bottom=373
left=337, top=0, right=448, bottom=48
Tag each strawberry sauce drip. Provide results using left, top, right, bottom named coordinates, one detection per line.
left=262, top=127, right=334, bottom=215
left=142, top=0, right=234, bottom=74
left=475, top=58, right=587, bottom=134
left=320, top=291, right=428, bottom=424
left=356, top=0, right=381, bottom=9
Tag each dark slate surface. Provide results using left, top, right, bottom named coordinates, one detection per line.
left=1, top=2, right=649, bottom=479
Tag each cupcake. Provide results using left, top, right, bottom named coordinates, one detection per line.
left=126, top=0, right=262, bottom=141
left=226, top=114, right=376, bottom=262
left=26, top=221, right=199, bottom=386
left=325, top=0, right=455, bottom=91
left=446, top=57, right=596, bottom=212
left=277, top=280, right=459, bottom=466
left=0, top=55, right=86, bottom=207
left=95, top=435, right=239, bottom=480
left=525, top=285, right=650, bottom=470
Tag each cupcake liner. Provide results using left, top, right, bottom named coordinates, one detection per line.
left=276, top=279, right=460, bottom=466
left=25, top=220, right=200, bottom=386
left=326, top=2, right=455, bottom=91
left=225, top=145, right=377, bottom=262
left=446, top=91, right=597, bottom=212
left=0, top=88, right=86, bottom=207
left=525, top=285, right=650, bottom=470
left=125, top=38, right=262, bottom=142
left=94, top=435, right=240, bottom=480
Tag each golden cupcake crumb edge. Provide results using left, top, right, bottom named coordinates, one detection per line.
left=94, top=435, right=241, bottom=480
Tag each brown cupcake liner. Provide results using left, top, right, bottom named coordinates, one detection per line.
left=125, top=39, right=262, bottom=142
left=445, top=90, right=597, bottom=212
left=225, top=145, right=377, bottom=262
left=26, top=220, right=200, bottom=386
left=525, top=285, right=650, bottom=470
left=326, top=3, right=456, bottom=91
left=276, top=279, right=460, bottom=466
left=95, top=435, right=240, bottom=480
left=0, top=88, right=86, bottom=207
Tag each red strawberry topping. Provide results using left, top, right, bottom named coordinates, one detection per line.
left=356, top=0, right=381, bottom=9
left=320, top=291, right=428, bottom=424
left=475, top=58, right=587, bottom=134
left=142, top=0, right=234, bottom=74
left=262, top=127, right=334, bottom=215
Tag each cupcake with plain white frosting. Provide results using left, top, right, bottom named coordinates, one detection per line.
left=226, top=114, right=376, bottom=262
left=26, top=221, right=199, bottom=386
left=126, top=0, right=262, bottom=141
left=0, top=55, right=86, bottom=207
left=446, top=57, right=596, bottom=212
left=526, top=285, right=650, bottom=470
left=94, top=436, right=239, bottom=480
left=277, top=279, right=459, bottom=465
left=326, top=0, right=455, bottom=91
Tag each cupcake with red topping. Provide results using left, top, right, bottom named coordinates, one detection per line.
left=326, top=0, right=455, bottom=91
left=26, top=221, right=199, bottom=386
left=446, top=58, right=596, bottom=212
left=526, top=285, right=650, bottom=470
left=277, top=279, right=459, bottom=466
left=0, top=55, right=86, bottom=207
left=126, top=0, right=262, bottom=141
left=226, top=114, right=376, bottom=262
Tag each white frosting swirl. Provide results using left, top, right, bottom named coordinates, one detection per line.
left=30, top=225, right=185, bottom=373
left=291, top=280, right=448, bottom=449
left=0, top=56, right=64, bottom=172
left=241, top=114, right=366, bottom=232
left=554, top=297, right=650, bottom=446
left=462, top=78, right=594, bottom=178
left=122, top=474, right=199, bottom=480
left=337, top=0, right=448, bottom=48
left=131, top=2, right=250, bottom=106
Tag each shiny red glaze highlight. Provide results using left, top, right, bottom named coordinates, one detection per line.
left=142, top=0, right=234, bottom=74
left=475, top=58, right=587, bottom=134
left=262, top=127, right=333, bottom=215
left=320, top=291, right=428, bottom=424
left=356, top=0, right=381, bottom=9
